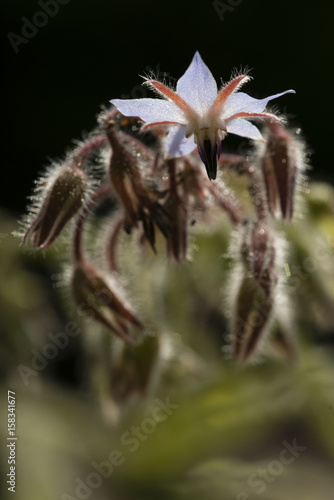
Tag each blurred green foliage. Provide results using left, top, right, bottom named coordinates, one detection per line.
left=1, top=181, right=334, bottom=499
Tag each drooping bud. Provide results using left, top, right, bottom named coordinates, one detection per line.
left=164, top=191, right=188, bottom=262
left=260, top=121, right=302, bottom=220
left=240, top=220, right=277, bottom=293
left=106, top=120, right=164, bottom=252
left=160, top=160, right=188, bottom=262
left=24, top=166, right=88, bottom=248
left=71, top=260, right=143, bottom=344
left=230, top=221, right=279, bottom=361
left=232, top=275, right=274, bottom=361
left=106, top=120, right=145, bottom=230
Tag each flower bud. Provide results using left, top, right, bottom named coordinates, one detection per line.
left=231, top=221, right=279, bottom=361
left=71, top=260, right=143, bottom=344
left=106, top=120, right=165, bottom=252
left=160, top=160, right=188, bottom=262
left=106, top=121, right=145, bottom=229
left=260, top=121, right=301, bottom=220
left=163, top=189, right=188, bottom=262
left=241, top=220, right=277, bottom=292
left=24, top=166, right=88, bottom=248
left=232, top=275, right=274, bottom=361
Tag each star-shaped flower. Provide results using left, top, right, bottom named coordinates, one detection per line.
left=110, top=51, right=295, bottom=180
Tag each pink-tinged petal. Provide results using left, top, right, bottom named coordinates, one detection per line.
left=142, top=121, right=181, bottom=130
left=213, top=74, right=251, bottom=110
left=226, top=118, right=264, bottom=141
left=228, top=111, right=279, bottom=121
left=110, top=98, right=186, bottom=125
left=221, top=90, right=295, bottom=119
left=176, top=51, right=218, bottom=114
left=164, top=125, right=197, bottom=159
left=143, top=80, right=190, bottom=113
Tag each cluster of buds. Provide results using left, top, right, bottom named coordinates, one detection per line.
left=21, top=52, right=307, bottom=364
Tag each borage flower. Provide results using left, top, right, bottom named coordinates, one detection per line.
left=110, top=51, right=295, bottom=180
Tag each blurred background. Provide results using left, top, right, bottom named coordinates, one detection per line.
left=1, top=1, right=334, bottom=499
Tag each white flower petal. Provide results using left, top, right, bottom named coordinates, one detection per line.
left=226, top=118, right=264, bottom=141
left=176, top=51, right=218, bottom=114
left=110, top=98, right=186, bottom=125
left=164, top=125, right=197, bottom=159
left=222, top=90, right=295, bottom=119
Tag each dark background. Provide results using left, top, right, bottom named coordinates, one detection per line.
left=2, top=0, right=333, bottom=216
